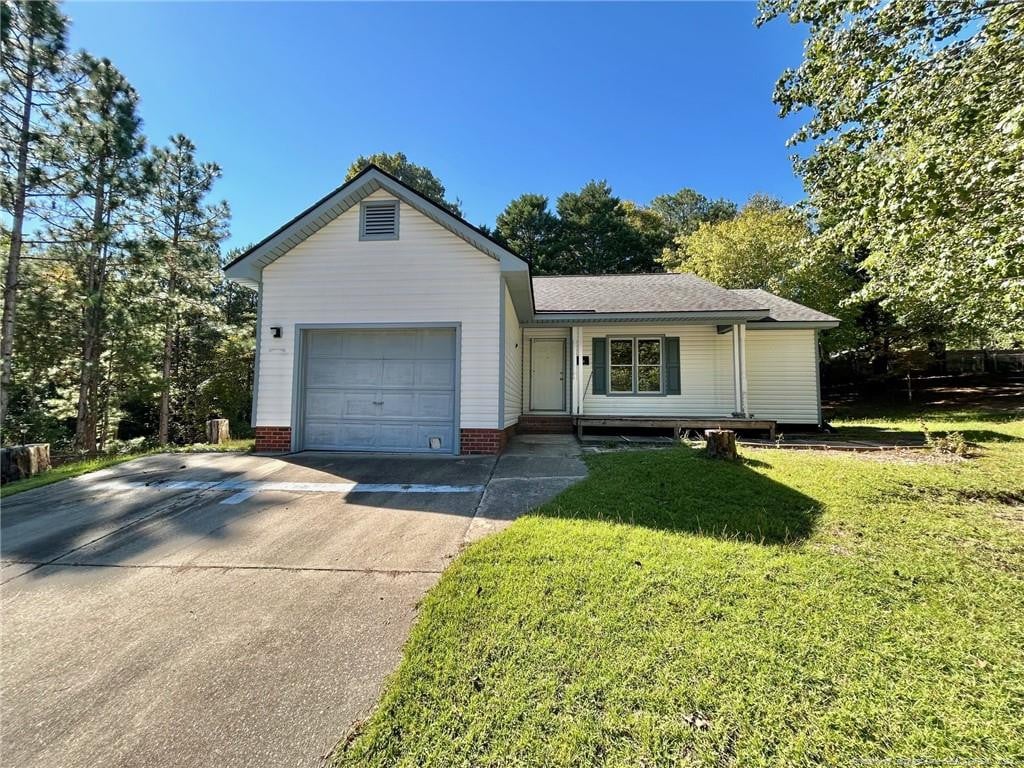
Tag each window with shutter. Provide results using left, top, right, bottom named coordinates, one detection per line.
left=359, top=200, right=400, bottom=240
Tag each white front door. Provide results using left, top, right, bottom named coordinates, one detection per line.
left=530, top=338, right=566, bottom=411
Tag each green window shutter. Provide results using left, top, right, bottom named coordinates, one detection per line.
left=665, top=337, right=681, bottom=395
left=592, top=338, right=607, bottom=395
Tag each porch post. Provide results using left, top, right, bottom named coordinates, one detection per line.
left=732, top=323, right=750, bottom=416
left=572, top=326, right=583, bottom=414
left=738, top=323, right=749, bottom=415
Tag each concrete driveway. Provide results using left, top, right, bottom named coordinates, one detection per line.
left=0, top=437, right=585, bottom=768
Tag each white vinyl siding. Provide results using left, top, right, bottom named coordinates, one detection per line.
left=580, top=324, right=734, bottom=416
left=577, top=324, right=820, bottom=423
left=502, top=282, right=522, bottom=428
left=523, top=327, right=570, bottom=414
left=256, top=189, right=501, bottom=430
left=746, top=329, right=820, bottom=423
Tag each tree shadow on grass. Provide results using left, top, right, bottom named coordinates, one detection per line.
left=835, top=425, right=1020, bottom=445
left=532, top=445, right=822, bottom=544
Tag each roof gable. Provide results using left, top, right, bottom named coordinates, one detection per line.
left=223, top=164, right=529, bottom=286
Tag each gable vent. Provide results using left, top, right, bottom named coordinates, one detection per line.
left=360, top=200, right=399, bottom=241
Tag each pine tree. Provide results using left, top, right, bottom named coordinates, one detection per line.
left=53, top=55, right=146, bottom=452
left=494, top=193, right=561, bottom=273
left=142, top=134, right=229, bottom=444
left=0, top=0, right=72, bottom=432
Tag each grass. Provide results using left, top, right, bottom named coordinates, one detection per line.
left=0, top=438, right=255, bottom=498
left=336, top=407, right=1024, bottom=767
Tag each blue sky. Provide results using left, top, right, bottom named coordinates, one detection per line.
left=64, top=2, right=808, bottom=254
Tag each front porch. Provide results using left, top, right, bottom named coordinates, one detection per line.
left=522, top=322, right=781, bottom=437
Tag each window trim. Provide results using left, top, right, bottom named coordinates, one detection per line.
left=606, top=336, right=665, bottom=396
left=359, top=199, right=400, bottom=241
left=608, top=337, right=635, bottom=394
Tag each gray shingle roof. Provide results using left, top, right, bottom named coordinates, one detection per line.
left=729, top=289, right=839, bottom=323
left=532, top=273, right=767, bottom=314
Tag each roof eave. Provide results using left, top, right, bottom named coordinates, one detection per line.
left=747, top=320, right=841, bottom=329
left=526, top=309, right=771, bottom=324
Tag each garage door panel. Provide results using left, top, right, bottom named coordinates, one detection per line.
left=417, top=425, right=453, bottom=451
left=339, top=422, right=379, bottom=447
left=306, top=391, right=344, bottom=418
left=384, top=332, right=420, bottom=358
left=341, top=392, right=379, bottom=418
left=334, top=360, right=381, bottom=387
left=341, top=332, right=385, bottom=357
left=304, top=422, right=340, bottom=449
left=307, top=358, right=351, bottom=387
left=418, top=393, right=454, bottom=419
left=382, top=360, right=416, bottom=388
left=419, top=330, right=455, bottom=358
left=308, top=331, right=343, bottom=357
left=378, top=424, right=418, bottom=449
left=418, top=360, right=455, bottom=388
left=301, top=328, right=458, bottom=453
left=379, top=392, right=415, bottom=418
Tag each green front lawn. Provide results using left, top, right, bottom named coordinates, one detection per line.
left=336, top=409, right=1024, bottom=767
left=0, top=438, right=255, bottom=498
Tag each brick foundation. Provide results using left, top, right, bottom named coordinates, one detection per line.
left=460, top=425, right=516, bottom=455
left=517, top=415, right=573, bottom=434
left=254, top=426, right=292, bottom=452
left=255, top=425, right=517, bottom=455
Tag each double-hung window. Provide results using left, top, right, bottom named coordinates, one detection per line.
left=608, top=337, right=663, bottom=394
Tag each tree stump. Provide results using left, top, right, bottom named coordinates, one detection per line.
left=205, top=419, right=230, bottom=445
left=0, top=443, right=52, bottom=484
left=705, top=429, right=737, bottom=460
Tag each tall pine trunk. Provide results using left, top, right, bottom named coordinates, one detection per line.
left=0, top=42, right=36, bottom=435
left=158, top=271, right=176, bottom=445
left=75, top=161, right=108, bottom=454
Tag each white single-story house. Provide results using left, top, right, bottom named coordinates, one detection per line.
left=224, top=165, right=839, bottom=454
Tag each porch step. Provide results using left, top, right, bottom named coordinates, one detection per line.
left=518, top=415, right=574, bottom=434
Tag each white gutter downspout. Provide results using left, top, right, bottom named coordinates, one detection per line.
left=732, top=323, right=750, bottom=416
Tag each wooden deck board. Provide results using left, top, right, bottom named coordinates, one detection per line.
left=572, top=416, right=776, bottom=440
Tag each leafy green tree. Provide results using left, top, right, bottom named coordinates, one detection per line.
left=620, top=200, right=674, bottom=267
left=493, top=193, right=562, bottom=273
left=758, top=0, right=1024, bottom=345
left=0, top=0, right=72, bottom=432
left=662, top=196, right=810, bottom=293
left=648, top=188, right=737, bottom=236
left=142, top=134, right=229, bottom=444
left=345, top=152, right=462, bottom=216
left=661, top=197, right=861, bottom=350
left=1, top=244, right=82, bottom=447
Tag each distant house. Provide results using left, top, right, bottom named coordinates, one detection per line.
left=224, top=165, right=838, bottom=454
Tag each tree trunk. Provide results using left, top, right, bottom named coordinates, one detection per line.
left=75, top=161, right=108, bottom=454
left=0, top=50, right=36, bottom=434
left=705, top=429, right=737, bottom=460
left=1, top=443, right=51, bottom=484
left=205, top=419, right=229, bottom=445
left=158, top=270, right=176, bottom=445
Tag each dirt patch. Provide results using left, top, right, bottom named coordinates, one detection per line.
left=746, top=446, right=969, bottom=465
left=954, top=488, right=1024, bottom=506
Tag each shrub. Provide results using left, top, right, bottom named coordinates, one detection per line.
left=920, top=421, right=971, bottom=457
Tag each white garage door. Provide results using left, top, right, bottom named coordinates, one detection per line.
left=300, top=328, right=457, bottom=453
